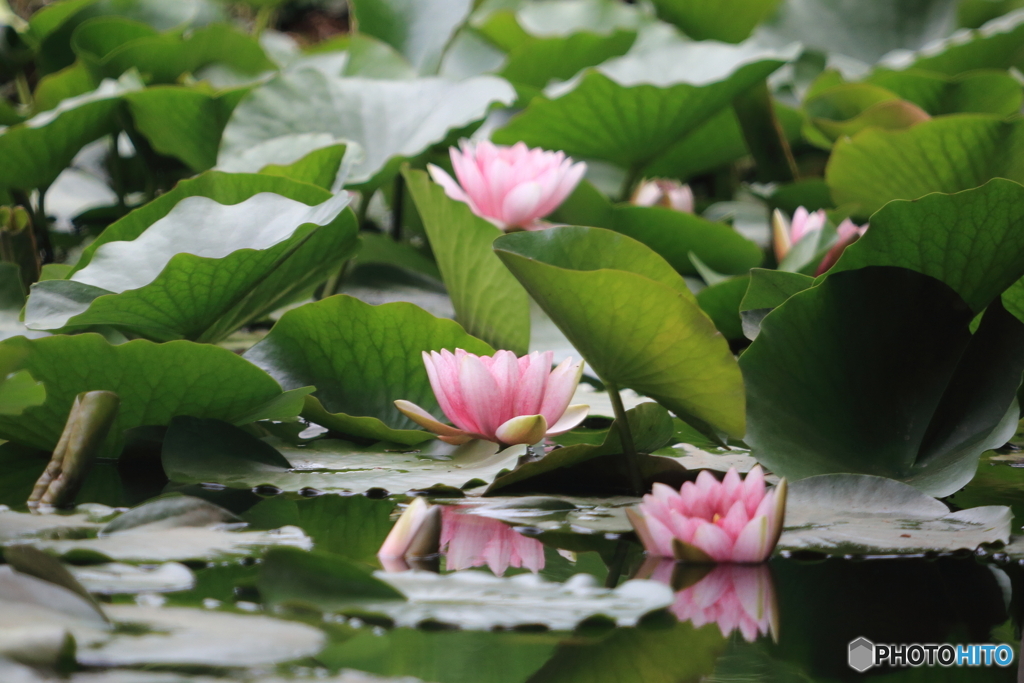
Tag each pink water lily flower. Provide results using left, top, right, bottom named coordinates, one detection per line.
left=441, top=507, right=545, bottom=576
left=395, top=349, right=589, bottom=447
left=427, top=140, right=586, bottom=231
left=627, top=466, right=787, bottom=563
left=814, top=218, right=868, bottom=275
left=648, top=562, right=777, bottom=642
left=772, top=207, right=827, bottom=262
left=631, top=178, right=695, bottom=214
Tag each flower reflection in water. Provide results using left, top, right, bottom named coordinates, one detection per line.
left=441, top=507, right=545, bottom=577
left=378, top=499, right=545, bottom=577
left=643, top=560, right=778, bottom=642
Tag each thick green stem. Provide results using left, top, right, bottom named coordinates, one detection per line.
left=607, top=382, right=644, bottom=496
left=252, top=5, right=276, bottom=36
left=15, top=71, right=32, bottom=108
left=733, top=81, right=799, bottom=183
left=0, top=204, right=41, bottom=289
left=603, top=538, right=630, bottom=588
left=392, top=173, right=404, bottom=241
left=29, top=391, right=120, bottom=511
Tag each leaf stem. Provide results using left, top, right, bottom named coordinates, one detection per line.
left=15, top=71, right=32, bottom=108
left=732, top=80, right=799, bottom=183
left=252, top=6, right=275, bottom=37
left=607, top=381, right=644, bottom=496
left=391, top=173, right=404, bottom=241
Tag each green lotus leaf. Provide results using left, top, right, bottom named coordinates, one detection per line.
left=72, top=18, right=273, bottom=84
left=493, top=28, right=797, bottom=173
left=650, top=0, right=781, bottom=43
left=740, top=267, right=1024, bottom=496
left=403, top=167, right=531, bottom=354
left=350, top=0, right=472, bottom=74
left=826, top=115, right=1024, bottom=217
left=219, top=69, right=515, bottom=186
left=0, top=72, right=141, bottom=192
left=828, top=179, right=1024, bottom=313
left=24, top=171, right=359, bottom=342
left=0, top=333, right=304, bottom=457
left=244, top=294, right=493, bottom=444
left=494, top=225, right=745, bottom=439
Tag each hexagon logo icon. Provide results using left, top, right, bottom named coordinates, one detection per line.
left=849, top=637, right=875, bottom=672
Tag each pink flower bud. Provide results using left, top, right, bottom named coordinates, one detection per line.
left=631, top=179, right=695, bottom=214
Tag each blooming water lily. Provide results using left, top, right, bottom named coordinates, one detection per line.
left=627, top=467, right=787, bottom=563
left=773, top=206, right=867, bottom=275
left=395, top=349, right=589, bottom=447
left=631, top=178, right=695, bottom=214
left=427, top=140, right=586, bottom=231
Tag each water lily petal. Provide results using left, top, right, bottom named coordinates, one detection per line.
left=394, top=399, right=467, bottom=439
left=494, top=414, right=548, bottom=446
left=545, top=404, right=589, bottom=435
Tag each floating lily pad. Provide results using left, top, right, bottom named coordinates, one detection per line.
left=69, top=562, right=195, bottom=594
left=30, top=525, right=310, bottom=563
left=78, top=605, right=325, bottom=667
left=779, top=474, right=1012, bottom=555
left=167, top=435, right=524, bottom=495
left=365, top=571, right=673, bottom=630
left=26, top=172, right=359, bottom=342
left=219, top=71, right=515, bottom=186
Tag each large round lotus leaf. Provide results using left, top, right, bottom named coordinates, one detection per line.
left=755, top=0, right=958, bottom=65
left=825, top=115, right=1024, bottom=217
left=349, top=0, right=472, bottom=74
left=650, top=0, right=780, bottom=43
left=0, top=334, right=303, bottom=457
left=218, top=70, right=515, bottom=186
left=403, top=167, right=531, bottom=354
left=493, top=28, right=797, bottom=171
left=244, top=295, right=493, bottom=443
left=494, top=226, right=744, bottom=440
left=0, top=73, right=141, bottom=192
left=741, top=267, right=1024, bottom=496
left=878, top=8, right=1024, bottom=75
left=828, top=179, right=1024, bottom=313
left=24, top=171, right=359, bottom=343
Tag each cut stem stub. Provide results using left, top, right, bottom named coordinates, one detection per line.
left=28, top=391, right=120, bottom=511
